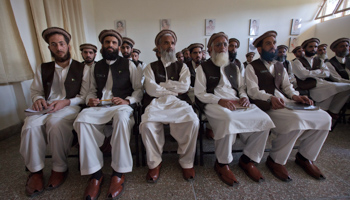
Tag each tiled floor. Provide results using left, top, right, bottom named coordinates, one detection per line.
left=0, top=122, right=349, bottom=200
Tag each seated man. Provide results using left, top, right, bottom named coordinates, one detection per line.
left=132, top=48, right=147, bottom=72
left=244, top=52, right=255, bottom=68
left=325, top=38, right=350, bottom=84
left=185, top=43, right=204, bottom=102
left=182, top=47, right=191, bottom=62
left=176, top=51, right=184, bottom=62
left=228, top=38, right=245, bottom=76
left=276, top=45, right=296, bottom=87
left=20, top=27, right=90, bottom=197
left=73, top=29, right=142, bottom=200
left=292, top=38, right=350, bottom=118
left=292, top=46, right=304, bottom=61
left=246, top=31, right=332, bottom=182
left=317, top=43, right=329, bottom=62
left=195, top=32, right=275, bottom=185
left=80, top=43, right=97, bottom=68
left=140, top=30, right=199, bottom=183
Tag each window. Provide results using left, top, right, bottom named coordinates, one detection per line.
left=315, top=0, right=350, bottom=21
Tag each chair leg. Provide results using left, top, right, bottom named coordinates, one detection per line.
left=141, top=139, right=147, bottom=166
left=199, top=121, right=206, bottom=166
left=135, top=133, right=140, bottom=167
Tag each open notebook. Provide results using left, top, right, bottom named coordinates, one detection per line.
left=24, top=107, right=53, bottom=116
left=284, top=102, right=319, bottom=111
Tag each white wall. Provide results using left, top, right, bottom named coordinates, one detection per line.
left=92, top=0, right=322, bottom=63
left=315, top=15, right=350, bottom=58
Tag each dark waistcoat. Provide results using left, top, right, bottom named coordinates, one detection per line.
left=195, top=59, right=239, bottom=110
left=41, top=60, right=84, bottom=100
left=143, top=60, right=191, bottom=108
left=295, top=57, right=321, bottom=90
left=328, top=56, right=350, bottom=80
left=249, top=59, right=284, bottom=111
left=94, top=57, right=133, bottom=99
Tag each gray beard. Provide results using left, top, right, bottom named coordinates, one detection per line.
left=211, top=51, right=229, bottom=67
left=317, top=53, right=328, bottom=60
left=160, top=48, right=176, bottom=63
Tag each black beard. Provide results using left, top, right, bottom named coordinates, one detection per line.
left=184, top=57, right=192, bottom=62
left=276, top=55, right=286, bottom=62
left=102, top=47, right=119, bottom=60
left=51, top=51, right=71, bottom=62
left=122, top=53, right=131, bottom=59
left=305, top=50, right=316, bottom=57
left=195, top=60, right=202, bottom=65
left=83, top=56, right=95, bottom=64
left=228, top=51, right=237, bottom=61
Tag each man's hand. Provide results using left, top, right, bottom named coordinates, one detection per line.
left=292, top=95, right=313, bottom=105
left=218, top=99, right=236, bottom=111
left=48, top=99, right=70, bottom=113
left=88, top=98, right=100, bottom=107
left=32, top=99, right=48, bottom=111
left=271, top=96, right=285, bottom=110
left=111, top=97, right=130, bottom=105
left=239, top=97, right=250, bottom=107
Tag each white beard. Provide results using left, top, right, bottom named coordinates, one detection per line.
left=211, top=51, right=229, bottom=67
left=160, top=48, right=176, bottom=63
left=317, top=53, right=328, bottom=60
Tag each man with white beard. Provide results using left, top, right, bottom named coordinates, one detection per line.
left=317, top=44, right=329, bottom=62
left=325, top=38, right=350, bottom=83
left=140, top=30, right=199, bottom=183
left=292, top=38, right=350, bottom=119
left=194, top=32, right=275, bottom=185
left=246, top=31, right=331, bottom=182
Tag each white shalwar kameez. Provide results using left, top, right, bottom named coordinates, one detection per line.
left=73, top=59, right=142, bottom=175
left=140, top=59, right=199, bottom=169
left=246, top=59, right=331, bottom=165
left=292, top=57, right=350, bottom=113
left=20, top=59, right=90, bottom=173
left=325, top=56, right=350, bottom=84
left=194, top=63, right=275, bottom=164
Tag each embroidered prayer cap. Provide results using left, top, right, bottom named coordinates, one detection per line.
left=181, top=48, right=189, bottom=53
left=301, top=38, right=320, bottom=49
left=187, top=43, right=204, bottom=52
left=98, top=29, right=122, bottom=46
left=155, top=30, right=177, bottom=45
left=122, top=37, right=135, bottom=46
left=245, top=52, right=255, bottom=57
left=207, top=32, right=229, bottom=48
left=133, top=48, right=141, bottom=54
left=42, top=27, right=71, bottom=44
left=292, top=46, right=302, bottom=54
left=176, top=51, right=183, bottom=57
left=228, top=38, right=240, bottom=48
left=153, top=47, right=159, bottom=52
left=253, top=30, right=277, bottom=48
left=277, top=45, right=288, bottom=51
left=330, top=38, right=350, bottom=51
left=79, top=43, right=97, bottom=52
left=318, top=44, right=328, bottom=49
